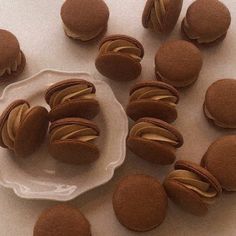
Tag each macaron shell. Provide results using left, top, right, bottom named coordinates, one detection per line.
left=95, top=53, right=142, bottom=81
left=0, top=99, right=29, bottom=148
left=48, top=99, right=100, bottom=122
left=14, top=106, right=49, bottom=157
left=127, top=136, right=176, bottom=165
left=45, top=79, right=96, bottom=105
left=61, top=0, right=109, bottom=35
left=142, top=0, right=153, bottom=28
left=49, top=140, right=99, bottom=165
left=202, top=135, right=236, bottom=191
left=204, top=79, right=236, bottom=128
left=126, top=99, right=177, bottom=122
left=113, top=174, right=168, bottom=232
left=0, top=51, right=26, bottom=83
left=163, top=179, right=208, bottom=216
left=185, top=0, right=231, bottom=42
left=155, top=40, right=202, bottom=87
left=33, top=204, right=91, bottom=236
left=0, top=29, right=20, bottom=70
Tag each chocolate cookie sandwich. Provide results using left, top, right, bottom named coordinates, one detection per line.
left=127, top=117, right=183, bottom=165
left=113, top=174, right=168, bottom=232
left=126, top=81, right=179, bottom=122
left=203, top=79, right=236, bottom=129
left=182, top=0, right=231, bottom=45
left=164, top=160, right=222, bottom=216
left=201, top=135, right=236, bottom=191
left=0, top=100, right=48, bottom=157
left=45, top=79, right=100, bottom=122
left=95, top=35, right=144, bottom=81
left=34, top=204, right=91, bottom=236
left=49, top=118, right=100, bottom=165
left=61, top=0, right=109, bottom=41
left=155, top=40, right=203, bottom=87
left=0, top=29, right=26, bottom=82
left=142, top=0, right=183, bottom=34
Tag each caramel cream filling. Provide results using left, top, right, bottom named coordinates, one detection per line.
left=99, top=39, right=142, bottom=62
left=168, top=169, right=218, bottom=203
left=204, top=104, right=236, bottom=129
left=183, top=18, right=227, bottom=43
left=148, top=0, right=166, bottom=32
left=49, top=84, right=96, bottom=108
left=63, top=24, right=104, bottom=41
left=130, top=86, right=177, bottom=107
left=0, top=52, right=22, bottom=77
left=130, top=121, right=178, bottom=146
left=50, top=124, right=98, bottom=143
left=1, top=103, right=30, bottom=149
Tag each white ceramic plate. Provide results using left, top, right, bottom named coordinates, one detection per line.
left=0, top=69, right=128, bottom=201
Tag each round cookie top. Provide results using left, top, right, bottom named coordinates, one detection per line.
left=201, top=135, right=236, bottom=191
left=113, top=174, right=167, bottom=232
left=33, top=204, right=91, bottom=236
left=0, top=29, right=20, bottom=70
left=155, top=40, right=202, bottom=85
left=61, top=0, right=109, bottom=34
left=204, top=79, right=236, bottom=128
left=185, top=0, right=231, bottom=43
left=142, top=0, right=183, bottom=33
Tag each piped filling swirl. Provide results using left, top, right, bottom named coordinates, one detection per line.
left=1, top=102, right=31, bottom=149
left=168, top=169, right=218, bottom=204
left=99, top=39, right=143, bottom=62
left=0, top=52, right=22, bottom=77
left=129, top=121, right=178, bottom=147
left=148, top=0, right=166, bottom=32
left=130, top=86, right=177, bottom=107
left=49, top=84, right=96, bottom=108
left=50, top=124, right=99, bottom=143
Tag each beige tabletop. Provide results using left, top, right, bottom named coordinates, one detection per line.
left=0, top=0, right=236, bottom=235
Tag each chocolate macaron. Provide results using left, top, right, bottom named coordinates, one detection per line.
left=61, top=0, right=109, bottom=41
left=95, top=35, right=144, bottom=81
left=126, top=81, right=179, bottom=122
left=142, top=0, right=183, bottom=34
left=201, top=135, right=236, bottom=191
left=127, top=117, right=183, bottom=165
left=0, top=29, right=26, bottom=82
left=155, top=40, right=203, bottom=87
left=0, top=100, right=48, bottom=157
left=203, top=79, right=236, bottom=129
left=45, top=79, right=100, bottom=122
left=113, top=174, right=168, bottom=232
left=164, top=160, right=222, bottom=216
left=33, top=204, right=91, bottom=236
left=49, top=118, right=100, bottom=165
left=182, top=0, right=231, bottom=45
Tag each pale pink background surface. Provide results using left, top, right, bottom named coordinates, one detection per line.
left=0, top=0, right=236, bottom=235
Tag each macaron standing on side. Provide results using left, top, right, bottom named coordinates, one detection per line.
left=126, top=81, right=179, bottom=122
left=45, top=79, right=100, bottom=122
left=33, top=204, right=91, bottom=236
left=203, top=79, right=236, bottom=129
left=181, top=0, right=231, bottom=45
left=61, top=0, right=109, bottom=41
left=0, top=29, right=26, bottom=82
left=201, top=135, right=236, bottom=192
left=127, top=117, right=183, bottom=165
left=48, top=118, right=100, bottom=165
left=112, top=174, right=168, bottom=232
left=155, top=40, right=203, bottom=88
left=142, top=0, right=183, bottom=34
left=0, top=100, right=49, bottom=158
left=164, top=160, right=222, bottom=216
left=95, top=34, right=144, bottom=81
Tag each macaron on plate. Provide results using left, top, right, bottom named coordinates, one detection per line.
left=0, top=69, right=128, bottom=201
